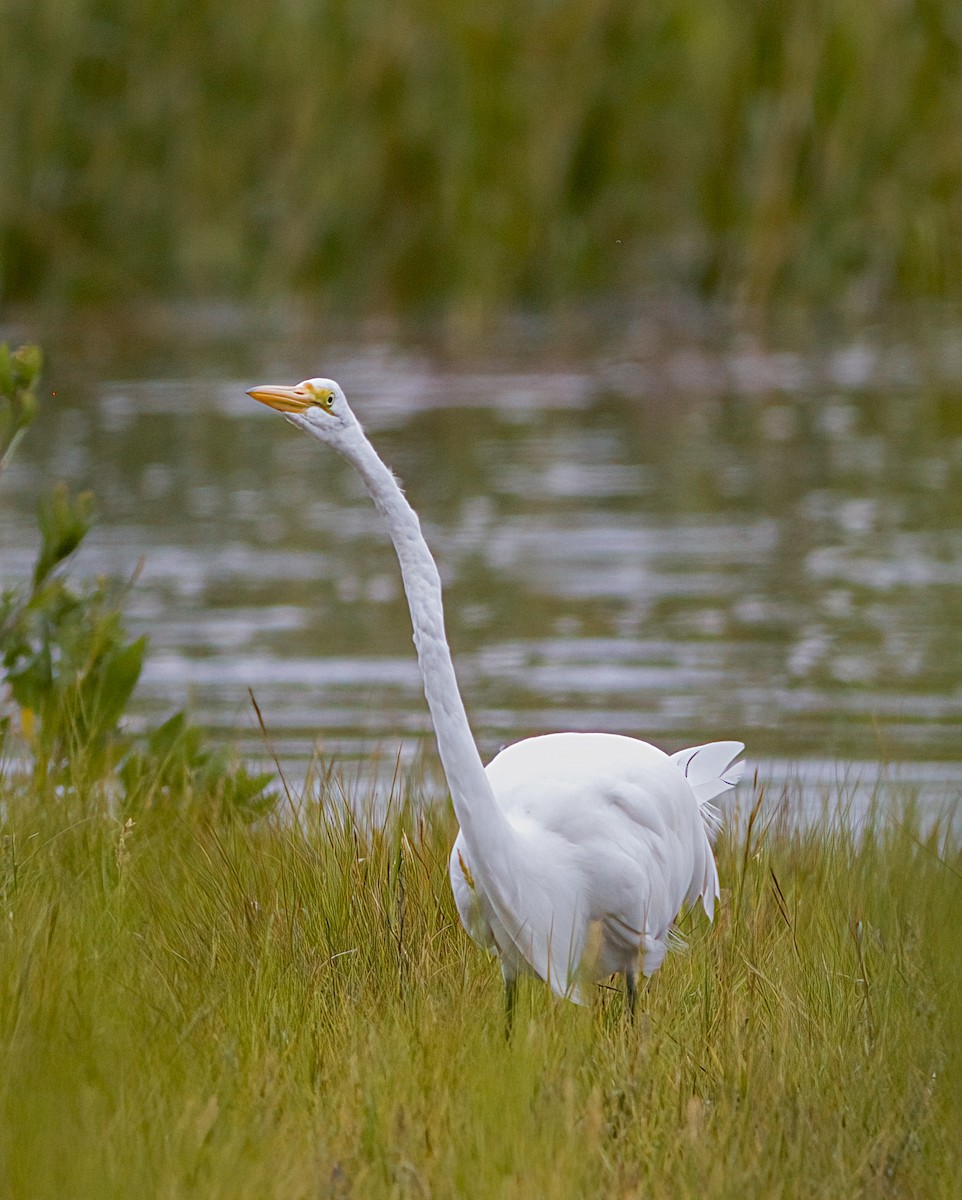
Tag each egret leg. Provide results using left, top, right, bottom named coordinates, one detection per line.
left=503, top=968, right=518, bottom=1039
left=626, top=968, right=638, bottom=1020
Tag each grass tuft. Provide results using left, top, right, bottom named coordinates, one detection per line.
left=1, top=766, right=960, bottom=1197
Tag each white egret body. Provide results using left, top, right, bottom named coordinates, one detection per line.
left=248, top=378, right=744, bottom=1007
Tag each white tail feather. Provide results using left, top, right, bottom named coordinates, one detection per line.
left=670, top=740, right=745, bottom=837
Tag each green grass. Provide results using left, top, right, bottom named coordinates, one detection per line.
left=1, top=763, right=959, bottom=1199
left=3, top=0, right=962, bottom=314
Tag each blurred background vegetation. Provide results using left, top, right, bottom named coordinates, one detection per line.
left=2, top=0, right=961, bottom=319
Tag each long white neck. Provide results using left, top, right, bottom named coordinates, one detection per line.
left=337, top=426, right=515, bottom=876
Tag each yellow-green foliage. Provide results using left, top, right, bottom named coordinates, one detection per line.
left=2, top=0, right=961, bottom=311
left=1, top=770, right=959, bottom=1198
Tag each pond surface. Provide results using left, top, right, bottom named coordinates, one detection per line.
left=2, top=307, right=961, bottom=819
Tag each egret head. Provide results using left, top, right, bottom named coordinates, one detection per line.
left=247, top=377, right=357, bottom=445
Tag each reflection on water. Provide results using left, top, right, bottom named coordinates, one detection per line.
left=2, top=312, right=961, bottom=816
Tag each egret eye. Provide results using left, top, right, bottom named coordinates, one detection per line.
left=305, top=385, right=334, bottom=409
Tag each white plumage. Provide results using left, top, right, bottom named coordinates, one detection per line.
left=248, top=377, right=744, bottom=1009
left=450, top=733, right=741, bottom=1003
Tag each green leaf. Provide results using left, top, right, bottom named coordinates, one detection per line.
left=11, top=344, right=43, bottom=393
left=90, top=635, right=147, bottom=733
left=220, top=766, right=277, bottom=821
left=33, top=485, right=95, bottom=588
left=0, top=343, right=42, bottom=471
left=147, top=710, right=190, bottom=758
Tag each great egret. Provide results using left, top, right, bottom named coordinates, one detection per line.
left=248, top=377, right=744, bottom=1014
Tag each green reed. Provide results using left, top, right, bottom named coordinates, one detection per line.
left=2, top=0, right=961, bottom=316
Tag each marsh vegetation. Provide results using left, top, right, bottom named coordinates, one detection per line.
left=1, top=767, right=960, bottom=1198
left=3, top=0, right=962, bottom=314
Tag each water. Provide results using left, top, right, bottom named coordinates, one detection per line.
left=2, top=309, right=961, bottom=818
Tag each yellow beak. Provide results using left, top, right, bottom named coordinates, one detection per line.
left=247, top=384, right=312, bottom=414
